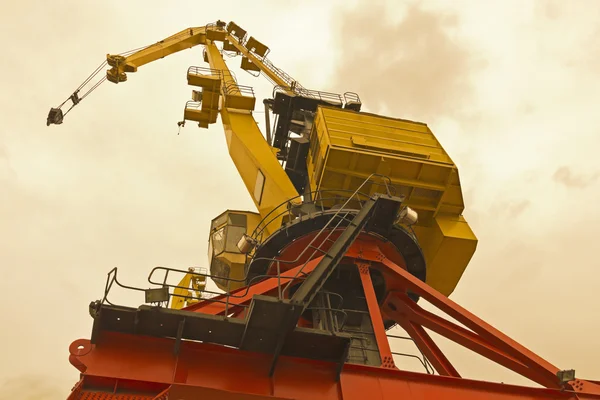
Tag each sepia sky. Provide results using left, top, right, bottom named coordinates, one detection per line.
left=1, top=0, right=599, bottom=398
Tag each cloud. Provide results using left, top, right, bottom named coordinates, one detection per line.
left=535, top=0, right=562, bottom=20
left=553, top=166, right=599, bottom=189
left=330, top=1, right=485, bottom=121
left=0, top=144, right=14, bottom=181
left=490, top=199, right=531, bottom=218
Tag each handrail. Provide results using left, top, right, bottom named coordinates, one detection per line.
left=97, top=265, right=361, bottom=339
left=387, top=333, right=435, bottom=375
left=184, top=100, right=202, bottom=109
left=187, top=65, right=222, bottom=77
left=277, top=174, right=392, bottom=295
left=250, top=174, right=394, bottom=241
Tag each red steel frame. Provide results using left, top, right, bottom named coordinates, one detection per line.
left=67, top=237, right=600, bottom=399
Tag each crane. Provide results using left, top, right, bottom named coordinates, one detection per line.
left=49, top=20, right=599, bottom=400
left=49, top=20, right=476, bottom=298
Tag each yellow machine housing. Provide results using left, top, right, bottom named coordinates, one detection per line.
left=208, top=209, right=262, bottom=291
left=306, top=107, right=477, bottom=296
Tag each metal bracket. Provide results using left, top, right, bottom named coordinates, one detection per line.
left=173, top=318, right=186, bottom=356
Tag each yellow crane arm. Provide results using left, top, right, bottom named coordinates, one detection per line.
left=105, top=21, right=298, bottom=97
left=47, top=20, right=302, bottom=234
left=106, top=22, right=302, bottom=233
left=105, top=26, right=210, bottom=83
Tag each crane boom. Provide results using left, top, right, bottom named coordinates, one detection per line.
left=104, top=21, right=297, bottom=96
left=47, top=21, right=301, bottom=124
left=48, top=21, right=303, bottom=234
left=105, top=26, right=210, bottom=83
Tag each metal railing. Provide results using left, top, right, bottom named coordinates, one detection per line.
left=97, top=264, right=355, bottom=331
left=184, top=100, right=202, bottom=110
left=241, top=175, right=395, bottom=306
left=222, top=81, right=255, bottom=98
left=186, top=65, right=255, bottom=108
left=100, top=174, right=395, bottom=309
left=387, top=333, right=436, bottom=375
left=99, top=268, right=435, bottom=374
left=343, top=92, right=361, bottom=105
left=98, top=175, right=393, bottom=313
left=187, top=66, right=222, bottom=79
left=99, top=265, right=307, bottom=314
left=250, top=173, right=395, bottom=243
left=260, top=56, right=308, bottom=95
left=272, top=85, right=343, bottom=105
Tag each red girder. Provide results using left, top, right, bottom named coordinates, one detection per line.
left=183, top=257, right=323, bottom=315
left=387, top=291, right=555, bottom=386
left=397, top=317, right=461, bottom=378
left=356, top=261, right=395, bottom=369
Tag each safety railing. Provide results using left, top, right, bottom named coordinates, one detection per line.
left=250, top=173, right=395, bottom=243
left=337, top=325, right=434, bottom=374
left=244, top=175, right=395, bottom=304
left=260, top=56, right=305, bottom=93
left=184, top=100, right=202, bottom=110
left=222, top=28, right=361, bottom=107
left=100, top=267, right=149, bottom=307
left=97, top=264, right=354, bottom=330
left=98, top=177, right=393, bottom=312
left=187, top=66, right=222, bottom=79
left=98, top=267, right=434, bottom=373
left=97, top=175, right=399, bottom=332
left=222, top=81, right=255, bottom=97
left=100, top=174, right=395, bottom=310
left=343, top=92, right=361, bottom=105
left=272, top=85, right=343, bottom=105
left=386, top=333, right=436, bottom=375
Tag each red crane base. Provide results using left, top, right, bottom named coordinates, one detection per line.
left=67, top=238, right=600, bottom=399
left=67, top=331, right=600, bottom=400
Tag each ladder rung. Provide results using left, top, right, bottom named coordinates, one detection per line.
left=308, top=245, right=327, bottom=254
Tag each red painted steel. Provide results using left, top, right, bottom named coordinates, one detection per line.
left=397, top=316, right=460, bottom=378
left=356, top=261, right=396, bottom=369
left=68, top=331, right=599, bottom=399
left=67, top=236, right=600, bottom=399
left=184, top=257, right=323, bottom=315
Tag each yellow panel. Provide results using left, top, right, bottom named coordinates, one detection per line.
left=184, top=108, right=211, bottom=123
left=223, top=40, right=238, bottom=52
left=306, top=106, right=477, bottom=295
left=226, top=21, right=247, bottom=41
left=241, top=57, right=260, bottom=72
left=245, top=36, right=269, bottom=57
left=308, top=107, right=463, bottom=218
left=184, top=97, right=219, bottom=125
left=187, top=72, right=221, bottom=90
left=413, top=214, right=477, bottom=296
left=225, top=93, right=256, bottom=111
left=206, top=28, right=226, bottom=41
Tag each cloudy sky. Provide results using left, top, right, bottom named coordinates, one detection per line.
left=1, top=0, right=599, bottom=398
